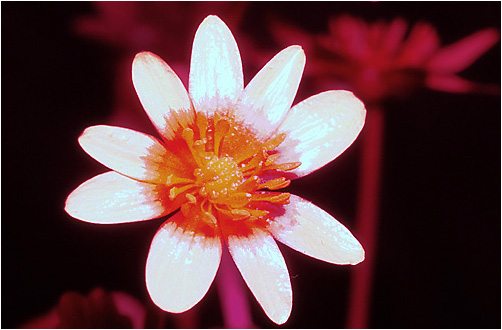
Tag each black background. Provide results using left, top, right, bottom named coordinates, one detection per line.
left=2, top=2, right=500, bottom=328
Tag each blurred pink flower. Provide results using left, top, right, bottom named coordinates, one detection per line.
left=74, top=2, right=248, bottom=56
left=73, top=2, right=250, bottom=133
left=21, top=288, right=146, bottom=329
left=65, top=15, right=365, bottom=324
left=271, top=15, right=499, bottom=103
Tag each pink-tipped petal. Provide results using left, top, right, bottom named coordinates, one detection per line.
left=226, top=230, right=292, bottom=325
left=269, top=195, right=365, bottom=265
left=427, top=28, right=500, bottom=73
left=132, top=52, right=194, bottom=140
left=276, top=90, right=366, bottom=178
left=65, top=171, right=170, bottom=224
left=235, top=46, right=306, bottom=141
left=146, top=218, right=222, bottom=313
left=189, top=15, right=244, bottom=116
left=78, top=125, right=172, bottom=183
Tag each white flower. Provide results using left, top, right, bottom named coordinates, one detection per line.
left=65, top=15, right=366, bottom=324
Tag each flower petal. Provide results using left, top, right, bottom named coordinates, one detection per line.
left=427, top=28, right=499, bottom=73
left=132, top=52, right=194, bottom=140
left=65, top=171, right=171, bottom=224
left=381, top=18, right=408, bottom=57
left=234, top=46, right=306, bottom=141
left=426, top=74, right=500, bottom=95
left=327, top=15, right=368, bottom=59
left=146, top=218, right=222, bottom=313
left=396, top=22, right=440, bottom=67
left=276, top=90, right=366, bottom=178
left=189, top=15, right=243, bottom=116
left=226, top=230, right=292, bottom=325
left=78, top=125, right=179, bottom=183
left=269, top=194, right=364, bottom=265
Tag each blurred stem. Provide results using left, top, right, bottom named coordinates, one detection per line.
left=216, top=248, right=254, bottom=329
left=173, top=308, right=197, bottom=329
left=347, top=104, right=385, bottom=329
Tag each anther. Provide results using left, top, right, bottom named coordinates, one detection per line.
left=204, top=211, right=218, bottom=225
left=230, top=209, right=251, bottom=220
left=263, top=133, right=287, bottom=151
left=186, top=193, right=197, bottom=204
left=264, top=153, right=281, bottom=166
left=251, top=192, right=291, bottom=204
left=168, top=184, right=196, bottom=200
left=258, top=177, right=291, bottom=190
left=266, top=162, right=302, bottom=172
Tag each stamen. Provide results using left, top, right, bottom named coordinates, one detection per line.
left=195, top=114, right=208, bottom=141
left=181, top=127, right=204, bottom=167
left=204, top=211, right=218, bottom=225
left=264, top=153, right=281, bottom=166
left=266, top=162, right=302, bottom=172
left=193, top=139, right=207, bottom=158
left=166, top=174, right=194, bottom=186
left=258, top=177, right=291, bottom=190
left=240, top=148, right=267, bottom=175
left=214, top=117, right=230, bottom=157
left=230, top=209, right=251, bottom=220
left=248, top=208, right=270, bottom=218
left=185, top=193, right=197, bottom=204
left=238, top=175, right=260, bottom=192
left=263, top=133, right=287, bottom=151
left=169, top=184, right=196, bottom=200
left=181, top=127, right=194, bottom=145
left=251, top=192, right=291, bottom=204
left=224, top=192, right=252, bottom=208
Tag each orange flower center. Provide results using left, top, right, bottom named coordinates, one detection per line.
left=161, top=112, right=300, bottom=235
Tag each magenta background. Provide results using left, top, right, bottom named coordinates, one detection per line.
left=2, top=2, right=500, bottom=328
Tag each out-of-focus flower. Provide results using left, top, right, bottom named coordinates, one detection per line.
left=73, top=2, right=250, bottom=133
left=21, top=288, right=146, bottom=329
left=74, top=2, right=248, bottom=57
left=270, top=15, right=500, bottom=103
left=65, top=15, right=365, bottom=324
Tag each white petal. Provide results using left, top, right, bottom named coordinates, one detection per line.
left=189, top=15, right=243, bottom=116
left=227, top=230, right=292, bottom=324
left=146, top=218, right=222, bottom=313
left=276, top=90, right=366, bottom=178
left=132, top=52, right=194, bottom=140
left=234, top=46, right=305, bottom=141
left=78, top=125, right=171, bottom=183
left=65, top=171, right=170, bottom=224
left=269, top=194, right=364, bottom=265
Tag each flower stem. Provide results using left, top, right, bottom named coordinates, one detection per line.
left=347, top=104, right=384, bottom=329
left=216, top=248, right=254, bottom=328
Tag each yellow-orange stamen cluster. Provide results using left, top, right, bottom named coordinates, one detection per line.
left=165, top=113, right=300, bottom=227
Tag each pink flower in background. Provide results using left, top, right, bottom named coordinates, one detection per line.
left=73, top=2, right=253, bottom=136
left=65, top=15, right=365, bottom=324
left=21, top=288, right=146, bottom=329
left=74, top=2, right=248, bottom=56
left=271, top=15, right=499, bottom=103
left=267, top=14, right=499, bottom=328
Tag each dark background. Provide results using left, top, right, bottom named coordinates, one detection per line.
left=2, top=2, right=500, bottom=328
